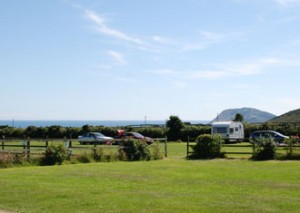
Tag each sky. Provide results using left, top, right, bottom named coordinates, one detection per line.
left=1, top=0, right=300, bottom=121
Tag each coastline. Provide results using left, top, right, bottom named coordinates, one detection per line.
left=0, top=120, right=209, bottom=128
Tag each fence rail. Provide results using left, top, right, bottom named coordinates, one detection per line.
left=186, top=139, right=300, bottom=158
left=0, top=137, right=168, bottom=158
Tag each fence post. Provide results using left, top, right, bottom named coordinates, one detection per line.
left=68, top=140, right=72, bottom=157
left=1, top=136, right=4, bottom=151
left=164, top=137, right=168, bottom=158
left=63, top=137, right=68, bottom=148
left=187, top=136, right=190, bottom=158
left=23, top=140, right=26, bottom=154
left=252, top=141, right=255, bottom=157
left=27, top=138, right=30, bottom=159
left=45, top=137, right=49, bottom=149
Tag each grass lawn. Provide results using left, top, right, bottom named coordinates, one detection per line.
left=0, top=143, right=300, bottom=212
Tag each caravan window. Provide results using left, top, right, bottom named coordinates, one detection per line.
left=230, top=128, right=234, bottom=134
left=213, top=127, right=227, bottom=134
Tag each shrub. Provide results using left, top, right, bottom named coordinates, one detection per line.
left=92, top=147, right=105, bottom=162
left=0, top=154, right=39, bottom=168
left=77, top=152, right=93, bottom=163
left=122, top=139, right=151, bottom=161
left=41, top=144, right=69, bottom=165
left=284, top=137, right=298, bottom=157
left=0, top=154, right=14, bottom=168
left=251, top=138, right=276, bottom=160
left=104, top=149, right=117, bottom=162
left=12, top=154, right=26, bottom=165
left=118, top=149, right=127, bottom=161
left=190, top=134, right=224, bottom=159
left=151, top=142, right=164, bottom=160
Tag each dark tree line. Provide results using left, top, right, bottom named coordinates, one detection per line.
left=1, top=115, right=299, bottom=141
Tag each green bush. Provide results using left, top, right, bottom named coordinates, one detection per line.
left=122, top=139, right=151, bottom=161
left=284, top=137, right=298, bottom=157
left=151, top=142, right=164, bottom=160
left=104, top=149, right=117, bottom=162
left=118, top=149, right=127, bottom=161
left=251, top=138, right=276, bottom=160
left=91, top=147, right=105, bottom=162
left=190, top=134, right=224, bottom=159
left=41, top=144, right=69, bottom=165
left=77, top=152, right=93, bottom=163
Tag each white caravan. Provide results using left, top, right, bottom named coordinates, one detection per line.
left=211, top=121, right=244, bottom=142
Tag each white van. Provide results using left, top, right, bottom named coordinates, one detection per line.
left=211, top=121, right=244, bottom=142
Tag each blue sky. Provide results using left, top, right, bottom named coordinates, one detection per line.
left=1, top=0, right=300, bottom=121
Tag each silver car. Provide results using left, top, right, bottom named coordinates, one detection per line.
left=78, top=132, right=113, bottom=145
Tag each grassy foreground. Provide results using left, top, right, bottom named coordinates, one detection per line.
left=0, top=143, right=300, bottom=212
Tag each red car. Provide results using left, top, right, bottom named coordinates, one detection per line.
left=117, top=130, right=154, bottom=145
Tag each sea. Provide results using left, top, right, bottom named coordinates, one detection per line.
left=0, top=120, right=209, bottom=128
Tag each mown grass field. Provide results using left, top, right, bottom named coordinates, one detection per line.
left=1, top=143, right=300, bottom=212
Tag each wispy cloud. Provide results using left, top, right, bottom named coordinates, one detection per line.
left=149, top=63, right=261, bottom=80
left=152, top=36, right=172, bottom=45
left=186, top=64, right=261, bottom=80
left=152, top=35, right=205, bottom=52
left=152, top=30, right=246, bottom=53
left=149, top=56, right=299, bottom=81
left=107, top=50, right=126, bottom=64
left=84, top=10, right=143, bottom=45
left=78, top=3, right=246, bottom=55
left=199, top=31, right=224, bottom=41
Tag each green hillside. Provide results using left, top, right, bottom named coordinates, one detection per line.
left=269, top=108, right=300, bottom=123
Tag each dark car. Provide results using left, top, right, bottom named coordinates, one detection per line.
left=249, top=130, right=289, bottom=144
left=116, top=130, right=154, bottom=145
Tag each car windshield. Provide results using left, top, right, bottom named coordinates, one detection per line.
left=132, top=132, right=144, bottom=137
left=275, top=132, right=283, bottom=136
left=94, top=133, right=105, bottom=137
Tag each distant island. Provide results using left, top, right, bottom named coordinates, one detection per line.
left=210, top=107, right=276, bottom=123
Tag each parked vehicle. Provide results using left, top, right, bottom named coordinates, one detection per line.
left=116, top=130, right=154, bottom=145
left=211, top=121, right=244, bottom=143
left=78, top=132, right=113, bottom=145
left=291, top=135, right=300, bottom=143
left=249, top=130, right=289, bottom=144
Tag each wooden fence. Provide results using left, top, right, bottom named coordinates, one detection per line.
left=186, top=137, right=300, bottom=158
left=186, top=142, right=254, bottom=157
left=0, top=137, right=168, bottom=158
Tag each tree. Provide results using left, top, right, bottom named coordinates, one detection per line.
left=82, top=125, right=91, bottom=134
left=234, top=113, right=244, bottom=122
left=166, top=115, right=184, bottom=141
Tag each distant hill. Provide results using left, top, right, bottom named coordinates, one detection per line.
left=210, top=107, right=276, bottom=123
left=268, top=108, right=300, bottom=123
